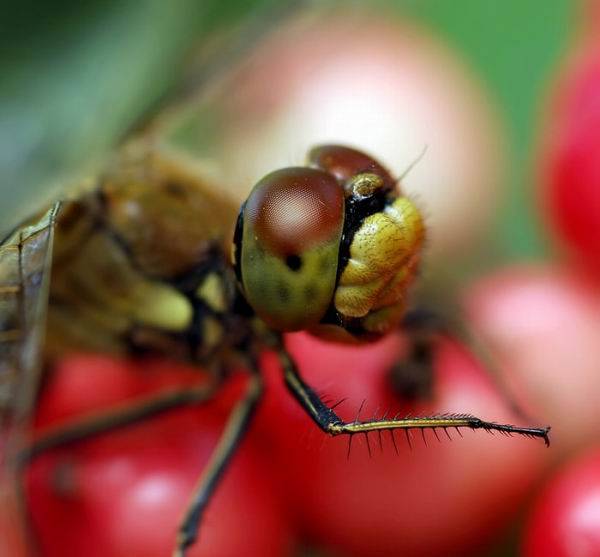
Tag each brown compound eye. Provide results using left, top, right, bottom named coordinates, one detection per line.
left=309, top=144, right=395, bottom=190
left=239, top=167, right=345, bottom=331
left=244, top=167, right=344, bottom=258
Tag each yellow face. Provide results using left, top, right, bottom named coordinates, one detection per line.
left=235, top=144, right=425, bottom=340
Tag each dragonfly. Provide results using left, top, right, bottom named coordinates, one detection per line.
left=0, top=139, right=550, bottom=556
left=0, top=11, right=550, bottom=557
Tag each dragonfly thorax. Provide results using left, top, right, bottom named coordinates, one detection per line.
left=45, top=149, right=248, bottom=367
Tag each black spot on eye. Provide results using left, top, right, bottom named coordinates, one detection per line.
left=285, top=254, right=302, bottom=271
left=277, top=282, right=291, bottom=303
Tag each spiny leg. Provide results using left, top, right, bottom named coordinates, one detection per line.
left=174, top=372, right=263, bottom=557
left=277, top=346, right=550, bottom=446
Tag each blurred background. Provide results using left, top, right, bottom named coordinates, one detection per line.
left=5, top=1, right=600, bottom=556
left=0, top=0, right=572, bottom=262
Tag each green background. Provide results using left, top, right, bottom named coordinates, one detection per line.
left=0, top=0, right=574, bottom=258
left=403, top=0, right=573, bottom=261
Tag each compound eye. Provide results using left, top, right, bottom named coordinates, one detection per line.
left=245, top=167, right=344, bottom=257
left=309, top=144, right=395, bottom=190
left=240, top=167, right=345, bottom=331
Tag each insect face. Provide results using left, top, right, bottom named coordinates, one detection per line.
left=234, top=145, right=425, bottom=340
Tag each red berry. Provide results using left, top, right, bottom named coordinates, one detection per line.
left=540, top=40, right=600, bottom=276
left=20, top=356, right=293, bottom=557
left=523, top=448, right=600, bottom=557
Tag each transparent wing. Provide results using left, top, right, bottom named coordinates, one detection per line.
left=0, top=203, right=60, bottom=436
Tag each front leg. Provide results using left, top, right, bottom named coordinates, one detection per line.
left=277, top=346, right=550, bottom=446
